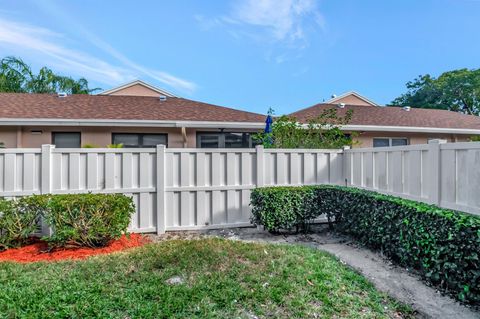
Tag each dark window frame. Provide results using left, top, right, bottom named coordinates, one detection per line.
left=373, top=137, right=409, bottom=148
left=196, top=131, right=257, bottom=148
left=112, top=133, right=168, bottom=148
left=52, top=132, right=81, bottom=148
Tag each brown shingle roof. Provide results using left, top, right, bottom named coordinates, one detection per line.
left=0, top=93, right=265, bottom=123
left=290, top=104, right=480, bottom=130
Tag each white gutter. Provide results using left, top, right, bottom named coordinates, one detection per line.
left=0, top=118, right=265, bottom=129
left=0, top=118, right=479, bottom=135
left=341, top=124, right=480, bottom=135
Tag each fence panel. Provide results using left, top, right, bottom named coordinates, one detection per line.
left=0, top=149, right=41, bottom=197
left=345, top=141, right=480, bottom=216
left=2, top=141, right=479, bottom=234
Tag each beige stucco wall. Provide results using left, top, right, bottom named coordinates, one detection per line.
left=0, top=127, right=19, bottom=148
left=352, top=131, right=466, bottom=148
left=334, top=95, right=373, bottom=106
left=107, top=84, right=162, bottom=97
left=4, top=126, right=195, bottom=148
left=0, top=125, right=475, bottom=148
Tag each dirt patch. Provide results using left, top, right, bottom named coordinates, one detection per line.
left=0, top=234, right=148, bottom=263
left=148, top=226, right=479, bottom=319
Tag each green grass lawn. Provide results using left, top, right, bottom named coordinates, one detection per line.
left=0, top=238, right=413, bottom=319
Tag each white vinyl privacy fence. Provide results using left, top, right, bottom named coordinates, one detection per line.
left=344, top=140, right=480, bottom=216
left=1, top=141, right=479, bottom=234
left=0, top=145, right=344, bottom=234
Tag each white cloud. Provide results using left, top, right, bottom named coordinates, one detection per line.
left=0, top=18, right=130, bottom=84
left=84, top=34, right=197, bottom=93
left=195, top=0, right=325, bottom=62
left=231, top=0, right=325, bottom=42
left=0, top=17, right=197, bottom=93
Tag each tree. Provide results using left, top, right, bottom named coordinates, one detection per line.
left=0, top=56, right=100, bottom=94
left=254, top=108, right=355, bottom=149
left=392, top=69, right=480, bottom=115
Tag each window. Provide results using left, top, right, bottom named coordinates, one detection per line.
left=52, top=132, right=81, bottom=148
left=373, top=138, right=408, bottom=148
left=197, top=132, right=257, bottom=148
left=112, top=133, right=167, bottom=148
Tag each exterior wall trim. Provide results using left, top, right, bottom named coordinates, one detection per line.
left=1, top=119, right=479, bottom=135
left=0, top=118, right=265, bottom=129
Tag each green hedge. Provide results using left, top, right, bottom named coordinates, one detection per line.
left=250, top=185, right=480, bottom=305
left=42, top=193, right=135, bottom=248
left=0, top=193, right=135, bottom=249
left=250, top=186, right=320, bottom=233
left=0, top=198, right=41, bottom=250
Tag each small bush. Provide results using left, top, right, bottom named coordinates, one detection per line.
left=250, top=185, right=480, bottom=305
left=0, top=198, right=41, bottom=250
left=41, top=193, right=135, bottom=248
left=250, top=186, right=319, bottom=233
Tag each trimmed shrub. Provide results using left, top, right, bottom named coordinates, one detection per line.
left=0, top=197, right=42, bottom=250
left=41, top=193, right=135, bottom=248
left=250, top=185, right=480, bottom=305
left=250, top=186, right=319, bottom=233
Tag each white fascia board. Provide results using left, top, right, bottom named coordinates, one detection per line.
left=341, top=124, right=480, bottom=135
left=2, top=118, right=478, bottom=134
left=299, top=123, right=480, bottom=135
left=0, top=118, right=265, bottom=129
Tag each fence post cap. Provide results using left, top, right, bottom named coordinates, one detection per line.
left=255, top=145, right=264, bottom=150
left=343, top=145, right=351, bottom=150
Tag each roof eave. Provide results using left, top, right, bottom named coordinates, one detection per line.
left=341, top=124, right=480, bottom=135
left=0, top=118, right=265, bottom=129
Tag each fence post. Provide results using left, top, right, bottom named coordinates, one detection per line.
left=427, top=139, right=446, bottom=205
left=40, top=144, right=53, bottom=235
left=156, top=145, right=166, bottom=234
left=256, top=145, right=264, bottom=187
left=342, top=146, right=351, bottom=186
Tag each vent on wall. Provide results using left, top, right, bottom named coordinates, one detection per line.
left=159, top=95, right=167, bottom=101
left=403, top=106, right=411, bottom=111
left=338, top=103, right=346, bottom=108
left=57, top=92, right=68, bottom=98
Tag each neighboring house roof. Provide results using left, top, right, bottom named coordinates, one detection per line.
left=0, top=93, right=265, bottom=128
left=290, top=103, right=480, bottom=134
left=325, top=91, right=379, bottom=106
left=99, top=80, right=178, bottom=97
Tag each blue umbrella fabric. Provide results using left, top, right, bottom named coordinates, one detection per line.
left=264, top=114, right=273, bottom=133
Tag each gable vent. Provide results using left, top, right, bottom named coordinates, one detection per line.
left=338, top=103, right=346, bottom=108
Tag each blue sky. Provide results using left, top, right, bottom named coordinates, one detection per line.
left=1, top=0, right=479, bottom=115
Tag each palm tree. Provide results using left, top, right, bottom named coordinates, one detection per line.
left=0, top=56, right=100, bottom=94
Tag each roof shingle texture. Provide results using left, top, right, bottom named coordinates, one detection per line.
left=0, top=93, right=265, bottom=122
left=290, top=103, right=480, bottom=130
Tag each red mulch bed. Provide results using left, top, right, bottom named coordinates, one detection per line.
left=0, top=234, right=149, bottom=263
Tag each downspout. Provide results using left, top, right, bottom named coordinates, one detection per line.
left=181, top=127, right=188, bottom=148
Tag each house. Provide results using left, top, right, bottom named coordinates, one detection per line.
left=291, top=91, right=480, bottom=147
left=0, top=81, right=479, bottom=149
left=0, top=80, right=265, bottom=148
